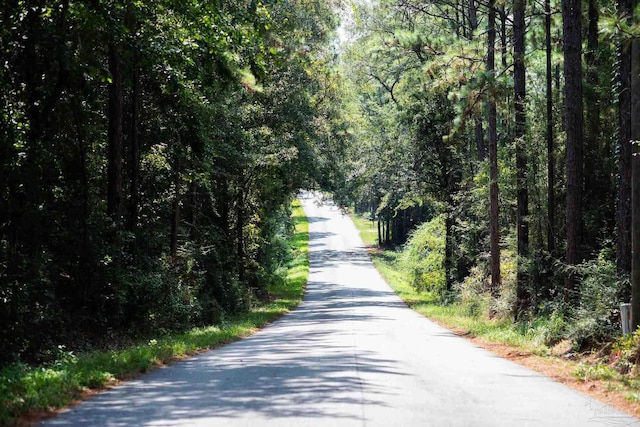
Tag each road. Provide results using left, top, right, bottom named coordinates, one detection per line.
left=41, top=192, right=639, bottom=426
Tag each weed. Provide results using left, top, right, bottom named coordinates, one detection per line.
left=574, top=363, right=618, bottom=381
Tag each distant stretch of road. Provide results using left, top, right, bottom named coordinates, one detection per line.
left=41, top=192, right=639, bottom=426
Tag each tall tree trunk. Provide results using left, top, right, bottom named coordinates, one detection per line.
left=107, top=43, right=124, bottom=225
left=170, top=153, right=181, bottom=257
left=514, top=0, right=529, bottom=316
left=170, top=195, right=180, bottom=257
left=475, top=119, right=486, bottom=161
left=237, top=187, right=245, bottom=284
left=386, top=217, right=391, bottom=245
left=488, top=0, right=501, bottom=295
left=445, top=202, right=455, bottom=291
left=468, top=0, right=478, bottom=31
left=630, top=35, right=640, bottom=328
left=456, top=0, right=462, bottom=38
left=617, top=0, right=633, bottom=277
left=128, top=54, right=140, bottom=237
left=469, top=0, right=485, bottom=163
left=72, top=102, right=92, bottom=305
left=563, top=0, right=584, bottom=302
left=500, top=7, right=508, bottom=70
left=584, top=0, right=601, bottom=248
left=546, top=0, right=556, bottom=255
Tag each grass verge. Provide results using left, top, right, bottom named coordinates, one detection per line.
left=0, top=200, right=309, bottom=426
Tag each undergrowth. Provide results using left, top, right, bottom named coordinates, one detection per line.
left=0, top=200, right=309, bottom=426
left=351, top=211, right=640, bottom=404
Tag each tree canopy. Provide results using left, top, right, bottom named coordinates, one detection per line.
left=2, top=0, right=640, bottom=365
left=0, top=0, right=346, bottom=365
left=333, top=0, right=640, bottom=345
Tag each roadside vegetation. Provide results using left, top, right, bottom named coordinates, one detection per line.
left=333, top=0, right=640, bottom=414
left=351, top=212, right=640, bottom=410
left=0, top=201, right=309, bottom=426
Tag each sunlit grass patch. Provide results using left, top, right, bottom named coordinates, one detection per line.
left=350, top=213, right=379, bottom=247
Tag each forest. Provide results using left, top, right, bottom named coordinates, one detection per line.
left=0, top=0, right=348, bottom=366
left=1, top=0, right=640, bottom=370
left=335, top=0, right=640, bottom=351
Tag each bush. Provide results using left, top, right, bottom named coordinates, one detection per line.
left=399, top=215, right=446, bottom=295
left=453, top=248, right=517, bottom=320
left=493, top=248, right=517, bottom=319
left=456, top=264, right=492, bottom=317
left=568, top=257, right=623, bottom=349
left=611, top=328, right=640, bottom=374
left=524, top=310, right=567, bottom=347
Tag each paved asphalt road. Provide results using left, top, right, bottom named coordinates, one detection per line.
left=41, top=192, right=640, bottom=426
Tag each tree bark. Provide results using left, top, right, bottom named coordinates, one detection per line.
left=563, top=0, right=584, bottom=302
left=631, top=36, right=640, bottom=328
left=170, top=153, right=181, bottom=257
left=468, top=0, right=478, bottom=31
left=546, top=0, right=556, bottom=255
left=107, top=43, right=124, bottom=225
left=500, top=7, right=508, bottom=70
left=617, top=0, right=633, bottom=277
left=386, top=217, right=391, bottom=246
left=488, top=0, right=501, bottom=296
left=475, top=120, right=486, bottom=161
left=468, top=0, right=485, bottom=163
left=584, top=0, right=601, bottom=248
left=445, top=205, right=455, bottom=292
left=128, top=53, right=140, bottom=236
left=237, top=187, right=245, bottom=284
left=514, top=0, right=529, bottom=316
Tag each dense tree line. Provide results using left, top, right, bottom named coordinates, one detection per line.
left=338, top=0, right=640, bottom=345
left=0, top=0, right=347, bottom=365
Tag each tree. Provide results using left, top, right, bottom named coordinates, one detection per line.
left=107, top=41, right=124, bottom=225
left=546, top=0, right=556, bottom=255
left=514, top=0, right=529, bottom=316
left=0, top=0, right=344, bottom=365
left=563, top=0, right=584, bottom=301
left=488, top=0, right=501, bottom=295
left=631, top=9, right=640, bottom=328
left=617, top=0, right=633, bottom=277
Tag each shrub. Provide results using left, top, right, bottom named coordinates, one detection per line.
left=456, top=264, right=491, bottom=317
left=524, top=309, right=567, bottom=347
left=399, top=215, right=446, bottom=295
left=492, top=248, right=517, bottom=319
left=568, top=257, right=622, bottom=349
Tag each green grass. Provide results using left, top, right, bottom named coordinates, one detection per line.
left=350, top=214, right=379, bottom=247
left=0, top=200, right=309, bottom=426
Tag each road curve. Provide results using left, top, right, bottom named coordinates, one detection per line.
left=41, top=192, right=639, bottom=426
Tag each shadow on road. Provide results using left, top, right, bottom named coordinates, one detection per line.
left=45, top=301, right=404, bottom=426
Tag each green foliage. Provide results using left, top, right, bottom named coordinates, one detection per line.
left=456, top=264, right=493, bottom=317
left=0, top=199, right=309, bottom=425
left=0, top=0, right=340, bottom=366
left=612, top=328, right=640, bottom=375
left=573, top=362, right=619, bottom=382
left=568, top=258, right=623, bottom=349
left=337, top=0, right=627, bottom=359
left=400, top=215, right=446, bottom=295
left=352, top=209, right=565, bottom=351
left=523, top=311, right=568, bottom=347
